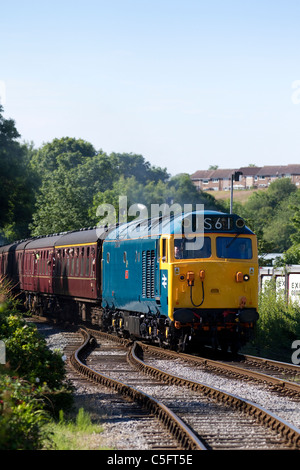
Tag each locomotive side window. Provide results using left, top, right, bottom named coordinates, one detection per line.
left=161, top=238, right=168, bottom=263
left=216, top=237, right=252, bottom=259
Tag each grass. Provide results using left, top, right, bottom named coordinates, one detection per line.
left=44, top=408, right=112, bottom=450
left=213, top=188, right=267, bottom=203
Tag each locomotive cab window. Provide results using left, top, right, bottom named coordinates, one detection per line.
left=216, top=237, right=252, bottom=259
left=174, top=237, right=211, bottom=259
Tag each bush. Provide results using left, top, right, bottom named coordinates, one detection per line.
left=0, top=375, right=49, bottom=450
left=250, top=279, right=300, bottom=361
left=0, top=309, right=66, bottom=388
left=0, top=278, right=73, bottom=448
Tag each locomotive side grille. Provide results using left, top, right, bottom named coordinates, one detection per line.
left=142, top=251, right=146, bottom=297
left=150, top=250, right=155, bottom=298
left=142, top=249, right=155, bottom=298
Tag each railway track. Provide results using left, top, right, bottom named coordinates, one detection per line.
left=140, top=343, right=300, bottom=399
left=70, top=328, right=300, bottom=450
left=69, top=328, right=205, bottom=450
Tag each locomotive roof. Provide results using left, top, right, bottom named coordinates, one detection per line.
left=104, top=210, right=253, bottom=241
left=0, top=227, right=107, bottom=253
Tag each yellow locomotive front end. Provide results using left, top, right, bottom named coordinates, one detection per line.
left=160, top=212, right=259, bottom=353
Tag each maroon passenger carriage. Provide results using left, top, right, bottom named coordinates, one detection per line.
left=0, top=228, right=103, bottom=323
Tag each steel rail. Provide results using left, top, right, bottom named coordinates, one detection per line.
left=69, top=328, right=207, bottom=451
left=139, top=342, right=300, bottom=396
left=241, top=353, right=300, bottom=373
left=129, top=341, right=300, bottom=449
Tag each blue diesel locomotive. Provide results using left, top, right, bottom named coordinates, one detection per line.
left=0, top=210, right=259, bottom=353
left=101, top=210, right=259, bottom=352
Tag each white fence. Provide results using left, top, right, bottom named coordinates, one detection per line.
left=259, top=265, right=300, bottom=304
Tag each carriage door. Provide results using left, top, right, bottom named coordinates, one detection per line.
left=159, top=237, right=169, bottom=315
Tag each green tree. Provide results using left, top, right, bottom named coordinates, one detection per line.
left=90, top=173, right=225, bottom=227
left=290, top=194, right=300, bottom=245
left=109, top=152, right=169, bottom=184
left=30, top=137, right=96, bottom=178
left=30, top=142, right=173, bottom=236
left=0, top=106, right=36, bottom=243
left=30, top=149, right=114, bottom=236
left=241, top=178, right=298, bottom=253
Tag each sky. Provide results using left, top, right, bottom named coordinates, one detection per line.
left=1, top=0, right=300, bottom=176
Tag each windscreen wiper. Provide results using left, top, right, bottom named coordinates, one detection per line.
left=226, top=232, right=240, bottom=248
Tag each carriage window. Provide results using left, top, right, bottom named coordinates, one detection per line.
left=86, top=247, right=90, bottom=276
left=123, top=251, right=127, bottom=263
left=80, top=248, right=84, bottom=276
left=107, top=252, right=110, bottom=263
left=216, top=237, right=252, bottom=259
left=66, top=254, right=70, bottom=275
left=46, top=251, right=49, bottom=275
left=56, top=250, right=61, bottom=275
left=174, top=237, right=211, bottom=259
left=75, top=249, right=79, bottom=276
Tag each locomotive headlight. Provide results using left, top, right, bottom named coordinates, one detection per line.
left=243, top=274, right=250, bottom=281
left=236, top=218, right=245, bottom=229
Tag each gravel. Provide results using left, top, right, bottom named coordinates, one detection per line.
left=33, top=322, right=157, bottom=449
left=34, top=321, right=300, bottom=449
left=145, top=356, right=300, bottom=429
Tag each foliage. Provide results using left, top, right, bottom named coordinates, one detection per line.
left=0, top=374, right=49, bottom=450
left=0, top=279, right=73, bottom=449
left=109, top=152, right=169, bottom=184
left=248, top=280, right=300, bottom=361
left=28, top=139, right=171, bottom=237
left=240, top=178, right=298, bottom=253
left=275, top=244, right=300, bottom=266
left=0, top=303, right=66, bottom=389
left=30, top=151, right=114, bottom=235
left=90, top=173, right=225, bottom=226
left=0, top=106, right=36, bottom=243
left=290, top=202, right=300, bottom=245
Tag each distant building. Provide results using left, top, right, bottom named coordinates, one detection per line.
left=190, top=164, right=300, bottom=191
